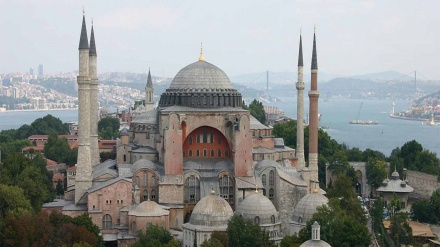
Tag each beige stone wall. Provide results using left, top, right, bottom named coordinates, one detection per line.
left=277, top=178, right=306, bottom=236
left=159, top=183, right=184, bottom=204
left=407, top=170, right=440, bottom=199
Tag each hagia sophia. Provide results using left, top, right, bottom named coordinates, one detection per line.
left=43, top=13, right=331, bottom=247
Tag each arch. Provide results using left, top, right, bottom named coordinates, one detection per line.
left=135, top=176, right=140, bottom=186
left=151, top=189, right=156, bottom=200
left=269, top=170, right=275, bottom=185
left=143, top=190, right=148, bottom=201
left=219, top=174, right=234, bottom=204
left=254, top=216, right=260, bottom=225
left=143, top=172, right=148, bottom=186
left=182, top=126, right=231, bottom=160
left=185, top=175, right=200, bottom=204
left=262, top=174, right=266, bottom=186
left=103, top=214, right=112, bottom=229
left=271, top=215, right=275, bottom=224
left=269, top=188, right=274, bottom=200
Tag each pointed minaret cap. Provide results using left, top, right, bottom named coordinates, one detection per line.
left=89, top=22, right=97, bottom=56
left=298, top=30, right=303, bottom=67
left=79, top=13, right=89, bottom=49
left=199, top=42, right=205, bottom=61
left=311, top=27, right=318, bottom=70
left=146, top=69, right=153, bottom=88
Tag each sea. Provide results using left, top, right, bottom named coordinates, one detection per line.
left=0, top=99, right=439, bottom=157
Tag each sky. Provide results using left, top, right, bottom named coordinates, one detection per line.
left=1, top=0, right=440, bottom=80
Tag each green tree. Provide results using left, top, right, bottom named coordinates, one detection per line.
left=0, top=153, right=55, bottom=212
left=430, top=188, right=440, bottom=223
left=227, top=215, right=275, bottom=247
left=301, top=200, right=370, bottom=247
left=210, top=231, right=228, bottom=247
left=366, top=158, right=388, bottom=189
left=280, top=234, right=302, bottom=247
left=326, top=174, right=366, bottom=224
left=411, top=199, right=432, bottom=223
left=370, top=198, right=384, bottom=233
left=44, top=132, right=76, bottom=165
left=31, top=114, right=70, bottom=135
left=201, top=238, right=224, bottom=247
left=245, top=99, right=266, bottom=125
left=133, top=224, right=174, bottom=247
left=0, top=184, right=33, bottom=217
left=98, top=117, right=120, bottom=140
left=389, top=214, right=413, bottom=246
left=272, top=120, right=297, bottom=148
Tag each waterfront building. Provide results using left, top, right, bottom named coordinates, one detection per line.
left=42, top=13, right=327, bottom=246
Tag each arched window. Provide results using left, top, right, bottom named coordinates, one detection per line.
left=211, top=149, right=215, bottom=157
left=185, top=175, right=200, bottom=204
left=132, top=221, right=136, bottom=233
left=151, top=176, right=156, bottom=186
left=103, top=214, right=112, bottom=229
left=189, top=136, right=193, bottom=145
left=271, top=215, right=276, bottom=224
left=269, top=170, right=275, bottom=185
left=189, top=149, right=193, bottom=157
left=254, top=216, right=260, bottom=225
left=183, top=150, right=185, bottom=157
left=262, top=174, right=266, bottom=186
left=151, top=189, right=156, bottom=200
left=269, top=188, right=274, bottom=200
left=143, top=190, right=148, bottom=201
left=143, top=172, right=147, bottom=186
left=203, top=149, right=207, bottom=157
left=225, top=150, right=229, bottom=157
left=219, top=175, right=234, bottom=204
left=135, top=176, right=140, bottom=186
left=218, top=150, right=222, bottom=157
left=196, top=149, right=200, bottom=157
left=204, top=234, right=207, bottom=242
left=123, top=154, right=126, bottom=162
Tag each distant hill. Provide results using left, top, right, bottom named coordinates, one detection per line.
left=348, top=70, right=414, bottom=82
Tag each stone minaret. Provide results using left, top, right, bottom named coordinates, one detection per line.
left=296, top=33, right=306, bottom=170
left=145, top=69, right=154, bottom=111
left=308, top=31, right=320, bottom=191
left=75, top=14, right=92, bottom=204
left=89, top=23, right=100, bottom=167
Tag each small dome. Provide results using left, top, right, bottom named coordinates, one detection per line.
left=292, top=193, right=328, bottom=224
left=235, top=192, right=279, bottom=225
left=391, top=171, right=400, bottom=180
left=189, top=193, right=233, bottom=227
left=129, top=200, right=169, bottom=217
left=169, top=60, right=233, bottom=90
left=300, top=239, right=332, bottom=247
left=120, top=128, right=129, bottom=136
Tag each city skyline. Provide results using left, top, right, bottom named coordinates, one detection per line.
left=1, top=1, right=440, bottom=80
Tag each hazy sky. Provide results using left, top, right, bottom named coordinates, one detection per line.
left=1, top=1, right=440, bottom=79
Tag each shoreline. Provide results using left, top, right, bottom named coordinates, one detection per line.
left=389, top=114, right=428, bottom=122
left=0, top=108, right=78, bottom=113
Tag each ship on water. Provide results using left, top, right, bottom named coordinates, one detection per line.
left=349, top=101, right=379, bottom=125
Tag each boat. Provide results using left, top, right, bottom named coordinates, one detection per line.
left=422, top=114, right=437, bottom=126
left=349, top=101, right=379, bottom=125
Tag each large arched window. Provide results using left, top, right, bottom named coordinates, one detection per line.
left=103, top=214, right=112, bottom=229
left=189, top=149, right=193, bottom=157
left=135, top=176, right=140, bottom=186
left=143, top=190, right=148, bottom=201
left=269, top=170, right=275, bottom=186
left=269, top=188, right=274, bottom=201
left=203, top=149, right=207, bottom=157
left=151, top=176, right=156, bottom=186
left=196, top=149, right=200, bottom=157
left=211, top=149, right=215, bottom=157
left=151, top=189, right=156, bottom=200
left=185, top=175, right=200, bottom=204
left=219, top=175, right=234, bottom=204
left=143, top=172, right=148, bottom=186
left=262, top=174, right=267, bottom=186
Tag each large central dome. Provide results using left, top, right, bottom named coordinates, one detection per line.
left=159, top=58, right=242, bottom=108
left=169, top=60, right=234, bottom=90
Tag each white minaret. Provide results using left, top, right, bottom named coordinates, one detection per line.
left=89, top=23, right=100, bottom=167
left=75, top=13, right=92, bottom=204
left=145, top=69, right=154, bottom=111
left=296, top=32, right=306, bottom=170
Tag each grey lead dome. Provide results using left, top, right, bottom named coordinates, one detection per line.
left=169, top=60, right=234, bottom=90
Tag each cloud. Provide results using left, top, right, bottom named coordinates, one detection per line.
left=96, top=5, right=178, bottom=31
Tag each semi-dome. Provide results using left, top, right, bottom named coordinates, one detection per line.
left=169, top=60, right=234, bottom=90
left=291, top=192, right=328, bottom=224
left=129, top=200, right=169, bottom=217
left=189, top=191, right=233, bottom=227
left=159, top=59, right=242, bottom=108
left=235, top=192, right=280, bottom=225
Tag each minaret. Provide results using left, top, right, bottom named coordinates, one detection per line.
left=75, top=13, right=92, bottom=204
left=296, top=32, right=306, bottom=170
left=89, top=22, right=100, bottom=167
left=145, top=69, right=154, bottom=111
left=308, top=29, right=320, bottom=191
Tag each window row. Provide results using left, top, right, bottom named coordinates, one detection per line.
left=184, top=175, right=234, bottom=204
left=134, top=174, right=158, bottom=187
left=188, top=133, right=222, bottom=144
left=261, top=170, right=275, bottom=186
left=183, top=149, right=229, bottom=158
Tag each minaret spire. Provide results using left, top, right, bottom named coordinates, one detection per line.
left=308, top=28, right=320, bottom=192
left=199, top=42, right=205, bottom=61
left=79, top=14, right=89, bottom=49
left=296, top=31, right=306, bottom=170
left=145, top=68, right=154, bottom=111
left=89, top=20, right=99, bottom=167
